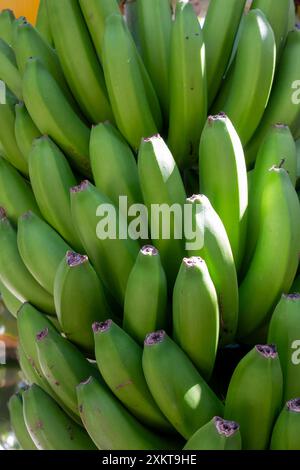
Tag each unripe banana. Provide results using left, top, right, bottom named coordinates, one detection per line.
left=123, top=245, right=167, bottom=345
left=0, top=38, right=22, bottom=100
left=35, top=0, right=53, bottom=47
left=29, top=136, right=83, bottom=251
left=77, top=376, right=180, bottom=450
left=11, top=16, right=26, bottom=49
left=0, top=281, right=22, bottom=318
left=173, top=257, right=219, bottom=381
left=184, top=416, right=241, bottom=450
left=138, top=134, right=186, bottom=285
left=0, top=9, right=15, bottom=45
left=245, top=29, right=300, bottom=166
left=22, top=57, right=91, bottom=177
left=271, top=398, right=300, bottom=450
left=167, top=0, right=207, bottom=169
left=18, top=342, right=48, bottom=387
left=185, top=195, right=239, bottom=346
left=93, top=319, right=173, bottom=432
left=225, top=344, right=283, bottom=450
left=8, top=391, right=36, bottom=450
left=0, top=211, right=55, bottom=314
left=23, top=385, right=96, bottom=450
left=199, top=113, right=248, bottom=269
left=90, top=122, right=143, bottom=211
left=268, top=294, right=300, bottom=402
left=203, top=0, right=246, bottom=107
left=142, top=330, right=224, bottom=439
left=54, top=251, right=110, bottom=353
left=70, top=180, right=139, bottom=305
left=0, top=157, right=40, bottom=224
left=238, top=166, right=300, bottom=339
left=15, top=102, right=41, bottom=162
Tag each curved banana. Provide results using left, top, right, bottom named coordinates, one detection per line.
left=15, top=102, right=41, bottom=162
left=0, top=38, right=22, bottom=100
left=184, top=416, right=241, bottom=450
left=199, top=113, right=248, bottom=269
left=0, top=9, right=14, bottom=45
left=173, top=257, right=219, bottom=381
left=224, top=344, right=283, bottom=450
left=23, top=385, right=96, bottom=450
left=0, top=280, right=22, bottom=318
left=271, top=398, right=300, bottom=450
left=8, top=392, right=37, bottom=450
left=22, top=57, right=91, bottom=177
left=29, top=135, right=83, bottom=251
left=167, top=1, right=207, bottom=169
left=35, top=0, right=53, bottom=46
left=11, top=16, right=26, bottom=49
left=142, top=330, right=224, bottom=439
left=18, top=342, right=50, bottom=388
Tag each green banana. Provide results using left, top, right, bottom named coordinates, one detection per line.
left=137, top=0, right=172, bottom=119
left=245, top=29, right=300, bottom=166
left=35, top=0, right=53, bottom=46
left=0, top=157, right=40, bottom=224
left=238, top=166, right=300, bottom=339
left=11, top=16, right=26, bottom=49
left=0, top=211, right=55, bottom=314
left=29, top=135, right=83, bottom=251
left=17, top=211, right=70, bottom=295
left=47, top=0, right=113, bottom=124
left=15, top=102, right=41, bottom=162
left=79, top=0, right=120, bottom=63
left=23, top=385, right=96, bottom=450
left=199, top=113, right=248, bottom=269
left=70, top=180, right=139, bottom=306
left=203, top=0, right=246, bottom=107
left=123, top=245, right=167, bottom=345
left=90, top=122, right=142, bottom=211
left=0, top=9, right=15, bottom=45
left=138, top=134, right=186, bottom=285
left=185, top=195, right=239, bottom=346
left=288, top=0, right=296, bottom=31
left=213, top=10, right=276, bottom=147
left=0, top=38, right=22, bottom=100
left=18, top=342, right=47, bottom=387
left=22, top=57, right=91, bottom=176
left=102, top=13, right=161, bottom=150
left=8, top=391, right=36, bottom=450
left=54, top=251, right=110, bottom=352
left=173, top=256, right=219, bottom=381
left=142, top=330, right=224, bottom=439
left=93, top=319, right=173, bottom=432
left=225, top=344, right=283, bottom=450
left=184, top=416, right=241, bottom=450
left=167, top=0, right=207, bottom=169
left=268, top=294, right=300, bottom=402
left=0, top=281, right=22, bottom=318
left=77, top=376, right=180, bottom=450
left=271, top=398, right=300, bottom=450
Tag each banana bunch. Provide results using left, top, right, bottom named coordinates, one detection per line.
left=0, top=0, right=300, bottom=451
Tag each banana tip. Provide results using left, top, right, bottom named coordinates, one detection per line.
left=214, top=417, right=239, bottom=437
left=70, top=180, right=90, bottom=193
left=208, top=112, right=227, bottom=124
left=143, top=134, right=161, bottom=143
left=255, top=344, right=277, bottom=358
left=92, top=320, right=112, bottom=334
left=36, top=328, right=49, bottom=342
left=283, top=293, right=300, bottom=301
left=66, top=251, right=88, bottom=267
left=0, top=207, right=7, bottom=220
left=144, top=330, right=166, bottom=346
left=287, top=398, right=300, bottom=413
left=141, top=245, right=158, bottom=256
left=183, top=256, right=203, bottom=268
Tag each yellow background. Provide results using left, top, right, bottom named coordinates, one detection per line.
left=0, top=0, right=39, bottom=24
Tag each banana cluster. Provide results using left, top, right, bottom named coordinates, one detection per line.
left=0, top=0, right=300, bottom=451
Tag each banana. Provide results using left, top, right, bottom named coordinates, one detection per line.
left=268, top=294, right=300, bottom=402
left=213, top=10, right=276, bottom=147
left=123, top=245, right=167, bottom=345
left=288, top=0, right=296, bottom=31
left=0, top=9, right=15, bottom=45
left=199, top=113, right=248, bottom=269
left=23, top=384, right=96, bottom=450
left=93, top=319, right=173, bottom=432
left=138, top=134, right=186, bottom=285
left=167, top=0, right=207, bottom=169
left=79, top=0, right=120, bottom=63
left=102, top=13, right=161, bottom=150
left=183, top=416, right=241, bottom=450
left=90, top=122, right=143, bottom=211
left=15, top=102, right=41, bottom=162
left=185, top=195, right=239, bottom=346
left=0, top=281, right=22, bottom=318
left=47, top=0, right=113, bottom=124
left=22, top=57, right=91, bottom=177
left=18, top=342, right=49, bottom=387
left=8, top=391, right=36, bottom=450
left=0, top=38, right=22, bottom=100
left=173, top=256, right=219, bottom=381
left=70, top=180, right=139, bottom=306
left=0, top=157, right=40, bottom=224
left=54, top=251, right=110, bottom=353
left=17, top=211, right=71, bottom=295
left=271, top=398, right=300, bottom=450
left=203, top=0, right=246, bottom=107
left=238, top=166, right=300, bottom=339
left=142, top=330, right=224, bottom=439
left=11, top=16, right=26, bottom=49
left=77, top=376, right=180, bottom=450
left=137, top=0, right=172, bottom=119
left=224, top=344, right=283, bottom=450
left=245, top=29, right=300, bottom=166
left=0, top=211, right=55, bottom=314
left=35, top=0, right=53, bottom=46
left=29, top=135, right=83, bottom=251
